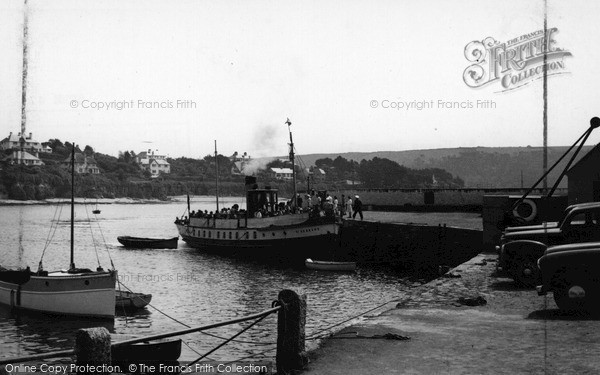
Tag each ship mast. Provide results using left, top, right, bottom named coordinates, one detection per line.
left=215, top=140, right=219, bottom=213
left=70, top=143, right=75, bottom=270
left=286, top=118, right=297, bottom=209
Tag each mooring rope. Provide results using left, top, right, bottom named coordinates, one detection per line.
left=117, top=281, right=277, bottom=346
left=188, top=313, right=271, bottom=366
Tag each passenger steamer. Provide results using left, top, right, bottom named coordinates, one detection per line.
left=175, top=119, right=341, bottom=261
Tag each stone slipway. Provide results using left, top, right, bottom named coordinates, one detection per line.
left=302, top=253, right=600, bottom=374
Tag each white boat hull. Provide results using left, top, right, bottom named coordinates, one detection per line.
left=0, top=271, right=117, bottom=319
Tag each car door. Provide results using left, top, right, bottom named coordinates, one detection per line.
left=561, top=212, right=588, bottom=243
left=587, top=208, right=600, bottom=242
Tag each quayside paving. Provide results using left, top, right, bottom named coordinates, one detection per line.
left=302, top=252, right=600, bottom=375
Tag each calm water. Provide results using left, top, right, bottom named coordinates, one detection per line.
left=0, top=197, right=415, bottom=362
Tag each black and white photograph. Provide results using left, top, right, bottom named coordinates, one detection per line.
left=1, top=0, right=600, bottom=373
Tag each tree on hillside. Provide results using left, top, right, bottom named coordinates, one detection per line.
left=202, top=154, right=233, bottom=177
left=47, top=139, right=69, bottom=156
left=168, top=157, right=207, bottom=177
left=358, top=157, right=408, bottom=188
left=315, top=157, right=333, bottom=168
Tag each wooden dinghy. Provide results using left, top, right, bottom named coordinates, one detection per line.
left=117, top=236, right=178, bottom=249
left=305, top=258, right=356, bottom=272
left=116, top=290, right=152, bottom=309
left=111, top=338, right=182, bottom=363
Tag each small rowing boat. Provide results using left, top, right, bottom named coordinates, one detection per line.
left=111, top=338, right=182, bottom=363
left=116, top=290, right=152, bottom=309
left=117, top=236, right=178, bottom=249
left=305, top=258, right=356, bottom=272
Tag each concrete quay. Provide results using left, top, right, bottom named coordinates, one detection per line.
left=302, top=252, right=600, bottom=375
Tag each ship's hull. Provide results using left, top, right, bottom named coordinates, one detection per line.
left=176, top=216, right=340, bottom=262
left=0, top=270, right=117, bottom=319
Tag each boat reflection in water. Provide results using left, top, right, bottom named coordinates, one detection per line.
left=0, top=303, right=115, bottom=358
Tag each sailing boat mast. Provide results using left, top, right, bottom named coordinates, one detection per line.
left=286, top=118, right=297, bottom=209
left=215, top=140, right=219, bottom=213
left=70, top=143, right=75, bottom=270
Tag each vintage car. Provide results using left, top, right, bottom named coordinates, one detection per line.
left=537, top=241, right=600, bottom=311
left=497, top=202, right=600, bottom=286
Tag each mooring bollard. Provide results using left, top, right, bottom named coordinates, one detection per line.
left=74, top=327, right=111, bottom=374
left=276, top=289, right=307, bottom=374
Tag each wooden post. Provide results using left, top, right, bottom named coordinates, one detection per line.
left=74, top=327, right=111, bottom=373
left=276, top=289, right=307, bottom=374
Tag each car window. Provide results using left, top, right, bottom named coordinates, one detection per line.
left=566, top=212, right=598, bottom=227
left=567, top=213, right=587, bottom=226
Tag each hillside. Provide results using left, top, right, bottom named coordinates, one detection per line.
left=288, top=145, right=597, bottom=188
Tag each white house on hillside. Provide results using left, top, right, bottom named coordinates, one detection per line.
left=3, top=150, right=44, bottom=166
left=0, top=131, right=48, bottom=166
left=270, top=167, right=294, bottom=180
left=0, top=132, right=52, bottom=154
left=62, top=153, right=100, bottom=174
left=136, top=150, right=171, bottom=178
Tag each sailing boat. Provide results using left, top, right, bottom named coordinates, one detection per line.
left=0, top=144, right=117, bottom=319
left=175, top=119, right=341, bottom=263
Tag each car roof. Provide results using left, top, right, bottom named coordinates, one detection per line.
left=567, top=202, right=600, bottom=214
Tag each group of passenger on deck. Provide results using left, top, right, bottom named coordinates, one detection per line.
left=175, top=191, right=364, bottom=224
left=175, top=204, right=246, bottom=224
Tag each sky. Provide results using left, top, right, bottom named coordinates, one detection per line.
left=1, top=0, right=600, bottom=160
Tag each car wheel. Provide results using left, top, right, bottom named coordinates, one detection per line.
left=513, top=257, right=540, bottom=287
left=553, top=274, right=600, bottom=312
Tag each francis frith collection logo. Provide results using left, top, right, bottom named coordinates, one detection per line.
left=463, top=28, right=572, bottom=92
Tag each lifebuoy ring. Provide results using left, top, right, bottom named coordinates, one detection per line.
left=513, top=199, right=537, bottom=222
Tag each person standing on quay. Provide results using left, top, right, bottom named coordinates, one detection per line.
left=352, top=195, right=363, bottom=220
left=333, top=196, right=339, bottom=217
left=346, top=196, right=353, bottom=218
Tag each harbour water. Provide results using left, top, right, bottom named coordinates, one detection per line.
left=0, top=197, right=422, bottom=363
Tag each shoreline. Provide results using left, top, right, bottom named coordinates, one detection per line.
left=0, top=195, right=250, bottom=206
left=0, top=198, right=172, bottom=206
